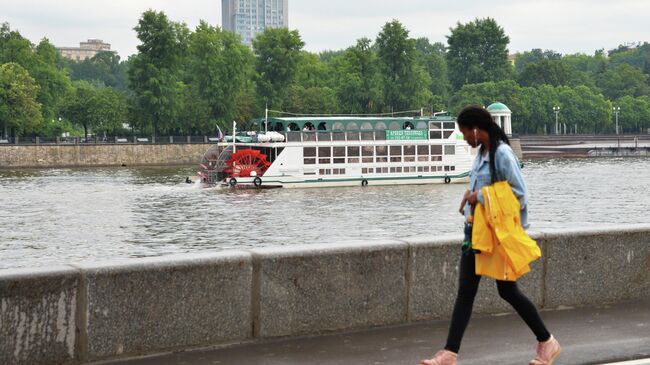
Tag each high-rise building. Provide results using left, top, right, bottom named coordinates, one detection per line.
left=222, top=0, right=288, bottom=47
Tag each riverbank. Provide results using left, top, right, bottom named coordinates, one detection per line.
left=520, top=134, right=650, bottom=158
left=0, top=144, right=211, bottom=168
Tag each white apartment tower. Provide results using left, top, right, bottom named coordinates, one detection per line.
left=222, top=0, right=288, bottom=47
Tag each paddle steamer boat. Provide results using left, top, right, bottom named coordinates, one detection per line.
left=198, top=113, right=475, bottom=188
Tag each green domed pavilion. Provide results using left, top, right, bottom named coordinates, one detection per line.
left=487, top=102, right=512, bottom=136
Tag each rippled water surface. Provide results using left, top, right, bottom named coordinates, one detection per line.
left=1, top=158, right=649, bottom=269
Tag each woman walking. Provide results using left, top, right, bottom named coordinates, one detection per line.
left=420, top=105, right=561, bottom=365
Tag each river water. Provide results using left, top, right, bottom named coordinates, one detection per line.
left=1, top=157, right=648, bottom=269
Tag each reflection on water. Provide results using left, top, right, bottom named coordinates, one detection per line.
left=1, top=158, right=649, bottom=269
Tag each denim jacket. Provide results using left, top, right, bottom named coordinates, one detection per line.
left=463, top=143, right=529, bottom=228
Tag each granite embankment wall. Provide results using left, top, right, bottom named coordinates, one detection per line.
left=1, top=226, right=649, bottom=365
left=0, top=144, right=212, bottom=168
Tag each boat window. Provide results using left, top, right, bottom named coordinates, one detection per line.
left=332, top=131, right=346, bottom=141
left=332, top=122, right=345, bottom=131
left=275, top=122, right=284, bottom=132
left=333, top=158, right=345, bottom=164
left=403, top=121, right=415, bottom=129
left=416, top=121, right=428, bottom=129
left=443, top=131, right=454, bottom=138
left=303, top=122, right=315, bottom=131
left=390, top=145, right=402, bottom=156
left=429, top=122, right=441, bottom=130
left=360, top=122, right=373, bottom=130
left=333, top=147, right=345, bottom=157
left=362, top=146, right=374, bottom=163
left=443, top=122, right=456, bottom=130
left=348, top=157, right=359, bottom=163
left=304, top=158, right=316, bottom=165
left=317, top=132, right=331, bottom=141
left=390, top=167, right=403, bottom=173
left=376, top=145, right=388, bottom=162
left=417, top=145, right=429, bottom=161
left=404, top=145, right=416, bottom=162
left=389, top=122, right=401, bottom=130
left=346, top=131, right=359, bottom=141
left=318, top=147, right=331, bottom=157
left=346, top=122, right=359, bottom=130
left=430, top=131, right=443, bottom=139
left=318, top=122, right=328, bottom=130
left=374, top=131, right=386, bottom=140
left=347, top=146, right=360, bottom=156
left=444, top=145, right=455, bottom=155
left=288, top=123, right=300, bottom=131
left=444, top=166, right=450, bottom=171
left=361, top=131, right=374, bottom=141
left=375, top=122, right=387, bottom=130
left=431, top=145, right=442, bottom=155
left=304, top=147, right=316, bottom=157
left=432, top=156, right=442, bottom=161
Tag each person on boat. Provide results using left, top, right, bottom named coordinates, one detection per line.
left=420, top=105, right=561, bottom=365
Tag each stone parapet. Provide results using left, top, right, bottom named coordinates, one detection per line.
left=1, top=225, right=649, bottom=364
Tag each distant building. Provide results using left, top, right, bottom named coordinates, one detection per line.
left=222, top=0, right=288, bottom=47
left=57, top=39, right=114, bottom=61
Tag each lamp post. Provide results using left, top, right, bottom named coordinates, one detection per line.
left=553, top=106, right=560, bottom=135
left=613, top=106, right=620, bottom=135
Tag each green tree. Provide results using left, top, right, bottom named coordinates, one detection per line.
left=376, top=20, right=431, bottom=111
left=185, top=22, right=253, bottom=133
left=557, top=85, right=611, bottom=134
left=613, top=95, right=650, bottom=133
left=0, top=62, right=42, bottom=137
left=30, top=39, right=74, bottom=122
left=514, top=49, right=561, bottom=74
left=252, top=27, right=304, bottom=109
left=128, top=10, right=189, bottom=135
left=331, top=38, right=383, bottom=113
left=446, top=18, right=511, bottom=90
left=596, top=63, right=649, bottom=100
left=415, top=37, right=451, bottom=105
left=62, top=81, right=127, bottom=139
left=517, top=59, right=572, bottom=87
left=69, top=51, right=129, bottom=91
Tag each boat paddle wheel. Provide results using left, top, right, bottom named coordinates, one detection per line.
left=197, top=145, right=230, bottom=185
left=223, top=149, right=271, bottom=187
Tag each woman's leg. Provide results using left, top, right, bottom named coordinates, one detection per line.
left=444, top=250, right=481, bottom=353
left=496, top=280, right=550, bottom=342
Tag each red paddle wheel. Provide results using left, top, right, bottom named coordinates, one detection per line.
left=223, top=149, right=271, bottom=178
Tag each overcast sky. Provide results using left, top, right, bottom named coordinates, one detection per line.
left=3, top=0, right=650, bottom=59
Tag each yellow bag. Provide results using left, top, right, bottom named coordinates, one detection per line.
left=472, top=181, right=540, bottom=281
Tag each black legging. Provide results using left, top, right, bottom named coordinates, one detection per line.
left=444, top=249, right=551, bottom=354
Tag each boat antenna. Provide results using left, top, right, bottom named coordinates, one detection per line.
left=265, top=103, right=268, bottom=133
left=232, top=120, right=236, bottom=154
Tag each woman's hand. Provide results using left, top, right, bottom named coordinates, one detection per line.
left=459, top=190, right=478, bottom=215
left=459, top=190, right=470, bottom=214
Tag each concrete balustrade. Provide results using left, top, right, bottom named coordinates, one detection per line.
left=1, top=225, right=649, bottom=365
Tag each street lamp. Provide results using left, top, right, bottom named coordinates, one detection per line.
left=552, top=106, right=560, bottom=135
left=613, top=106, right=621, bottom=135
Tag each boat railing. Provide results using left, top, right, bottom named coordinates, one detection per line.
left=279, top=129, right=422, bottom=143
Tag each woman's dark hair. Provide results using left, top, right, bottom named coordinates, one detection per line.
left=457, top=105, right=510, bottom=182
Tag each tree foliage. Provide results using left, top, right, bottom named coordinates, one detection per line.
left=446, top=18, right=511, bottom=90
left=252, top=27, right=304, bottom=109
left=0, top=62, right=42, bottom=136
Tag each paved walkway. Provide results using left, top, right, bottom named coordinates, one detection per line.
left=96, top=298, right=650, bottom=365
